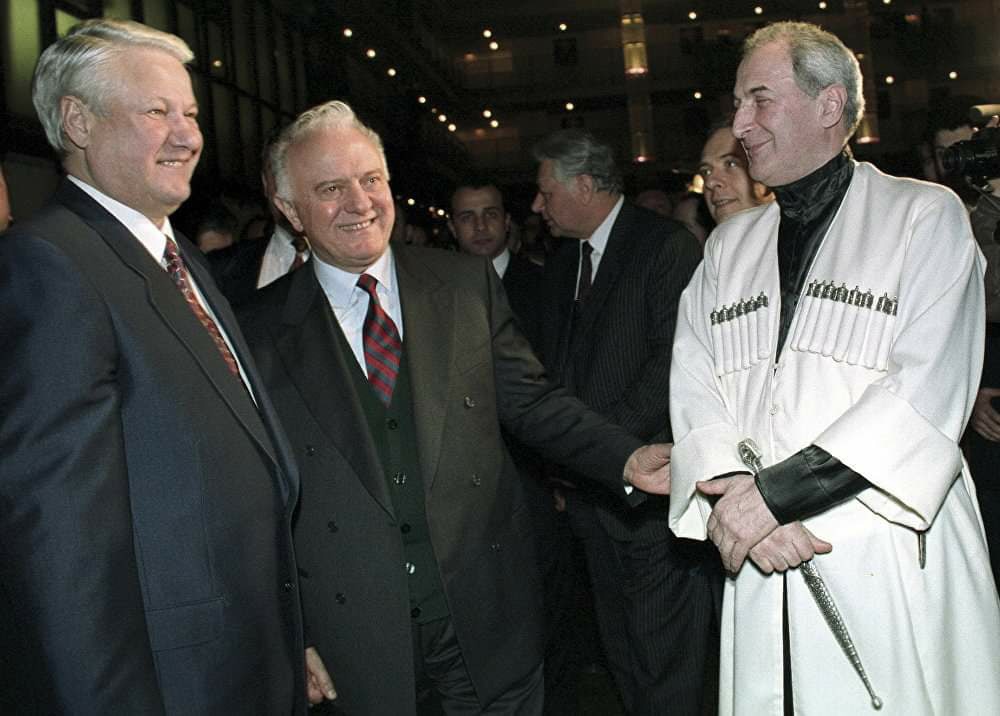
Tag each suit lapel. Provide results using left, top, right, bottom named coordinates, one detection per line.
left=394, top=247, right=453, bottom=494
left=273, top=266, right=395, bottom=518
left=55, top=181, right=278, bottom=467
left=550, top=244, right=580, bottom=376
left=569, top=203, right=635, bottom=357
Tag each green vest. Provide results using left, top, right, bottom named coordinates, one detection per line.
left=334, top=327, right=449, bottom=624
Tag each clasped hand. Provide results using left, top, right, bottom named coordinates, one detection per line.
left=697, top=475, right=831, bottom=574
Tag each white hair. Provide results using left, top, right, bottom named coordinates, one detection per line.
left=271, top=100, right=389, bottom=201
left=32, top=18, right=193, bottom=155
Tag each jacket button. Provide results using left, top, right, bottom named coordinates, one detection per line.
left=335, top=593, right=347, bottom=604
left=405, top=561, right=416, bottom=574
left=471, top=474, right=482, bottom=487
left=400, top=523, right=412, bottom=534
left=305, top=445, right=316, bottom=456
left=386, top=418, right=399, bottom=430
left=490, top=542, right=501, bottom=552
left=282, top=580, right=294, bottom=593
left=393, top=472, right=407, bottom=485
left=464, top=396, right=476, bottom=408
left=411, top=607, right=421, bottom=619
left=327, top=520, right=339, bottom=533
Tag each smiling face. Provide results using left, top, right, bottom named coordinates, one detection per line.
left=698, top=127, right=769, bottom=223
left=731, top=40, right=831, bottom=187
left=449, top=185, right=509, bottom=259
left=68, top=46, right=202, bottom=226
left=276, top=124, right=394, bottom=273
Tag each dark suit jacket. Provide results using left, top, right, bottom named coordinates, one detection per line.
left=236, top=246, right=643, bottom=715
left=207, top=232, right=270, bottom=306
left=502, top=252, right=544, bottom=351
left=0, top=180, right=305, bottom=715
left=539, top=201, right=702, bottom=540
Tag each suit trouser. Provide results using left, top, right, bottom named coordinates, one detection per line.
left=414, top=616, right=544, bottom=715
left=567, top=497, right=722, bottom=716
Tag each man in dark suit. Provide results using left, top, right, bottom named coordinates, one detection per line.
left=208, top=133, right=310, bottom=307
left=448, top=176, right=544, bottom=347
left=0, top=20, right=305, bottom=714
left=236, top=100, right=673, bottom=715
left=531, top=129, right=720, bottom=715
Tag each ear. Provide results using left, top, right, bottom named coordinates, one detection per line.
left=61, top=96, right=93, bottom=150
left=819, top=84, right=847, bottom=130
left=575, top=174, right=596, bottom=205
left=274, top=195, right=304, bottom=234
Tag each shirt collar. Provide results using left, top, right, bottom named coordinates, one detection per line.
left=492, top=248, right=511, bottom=278
left=312, top=246, right=397, bottom=309
left=586, top=195, right=624, bottom=255
left=67, top=175, right=175, bottom=262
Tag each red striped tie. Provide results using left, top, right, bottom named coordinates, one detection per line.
left=162, top=236, right=240, bottom=377
left=357, top=273, right=402, bottom=406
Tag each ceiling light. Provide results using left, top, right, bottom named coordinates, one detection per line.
left=885, top=75, right=895, bottom=84
left=418, top=96, right=427, bottom=104
left=483, top=29, right=492, bottom=38
left=343, top=28, right=353, bottom=38
left=693, top=91, right=702, bottom=99
left=490, top=119, right=499, bottom=128
left=438, top=114, right=447, bottom=122
left=482, top=109, right=492, bottom=118
left=948, top=70, right=958, bottom=80
left=818, top=1, right=827, bottom=8
left=558, top=23, right=568, bottom=32
left=448, top=123, right=457, bottom=132
left=565, top=102, right=575, bottom=111
left=387, top=68, right=396, bottom=77
left=754, top=6, right=763, bottom=15
left=688, top=11, right=697, bottom=20
left=489, top=41, right=499, bottom=51
left=365, top=49, right=376, bottom=59
left=406, top=198, right=416, bottom=206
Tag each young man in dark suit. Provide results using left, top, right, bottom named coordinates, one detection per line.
left=0, top=19, right=304, bottom=713
left=236, top=100, right=674, bottom=715
left=532, top=129, right=721, bottom=716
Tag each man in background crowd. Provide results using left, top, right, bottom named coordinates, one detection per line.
left=698, top=123, right=772, bottom=224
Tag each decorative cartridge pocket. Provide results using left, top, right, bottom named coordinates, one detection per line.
left=709, top=292, right=771, bottom=376
left=787, top=280, right=898, bottom=371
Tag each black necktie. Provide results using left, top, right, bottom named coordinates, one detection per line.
left=576, top=242, right=594, bottom=302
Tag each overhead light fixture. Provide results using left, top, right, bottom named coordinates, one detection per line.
left=885, top=75, right=895, bottom=84
left=483, top=29, right=493, bottom=39
left=565, top=102, right=575, bottom=111
left=343, top=28, right=353, bottom=38
left=818, top=1, right=827, bottom=8
left=418, top=96, right=427, bottom=104
left=490, top=119, right=500, bottom=128
left=489, top=41, right=499, bottom=51
left=365, top=49, right=376, bottom=59
left=406, top=198, right=416, bottom=206
left=693, top=91, right=702, bottom=99
left=482, top=109, right=492, bottom=118
left=438, top=114, right=447, bottom=122
left=754, top=6, right=763, bottom=15
left=387, top=68, right=397, bottom=77
left=447, top=123, right=457, bottom=132
left=558, top=23, right=568, bottom=32
left=688, top=11, right=698, bottom=21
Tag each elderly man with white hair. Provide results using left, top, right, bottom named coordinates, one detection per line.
left=0, top=19, right=305, bottom=714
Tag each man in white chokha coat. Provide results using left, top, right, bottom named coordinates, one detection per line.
left=669, top=21, right=1000, bottom=715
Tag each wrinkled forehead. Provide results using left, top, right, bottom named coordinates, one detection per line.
left=734, top=40, right=794, bottom=97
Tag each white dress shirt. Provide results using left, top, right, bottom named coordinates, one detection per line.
left=313, top=248, right=403, bottom=377
left=576, top=195, right=624, bottom=297
left=491, top=248, right=511, bottom=279
left=258, top=224, right=309, bottom=288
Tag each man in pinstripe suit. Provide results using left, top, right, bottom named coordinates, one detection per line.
left=532, top=129, right=721, bottom=716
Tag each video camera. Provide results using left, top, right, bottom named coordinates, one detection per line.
left=939, top=104, right=1000, bottom=186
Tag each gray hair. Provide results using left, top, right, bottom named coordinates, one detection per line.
left=271, top=100, right=389, bottom=201
left=532, top=129, right=623, bottom=195
left=744, top=21, right=865, bottom=139
left=32, top=19, right=193, bottom=156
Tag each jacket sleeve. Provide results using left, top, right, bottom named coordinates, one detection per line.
left=486, top=260, right=645, bottom=498
left=0, top=235, right=164, bottom=713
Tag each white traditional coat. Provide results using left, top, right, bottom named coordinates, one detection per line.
left=670, top=162, right=1000, bottom=715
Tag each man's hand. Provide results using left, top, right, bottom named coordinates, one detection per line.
left=623, top=443, right=671, bottom=495
left=697, top=475, right=779, bottom=573
left=305, top=646, right=337, bottom=705
left=748, top=522, right=832, bottom=574
left=971, top=387, right=1000, bottom=442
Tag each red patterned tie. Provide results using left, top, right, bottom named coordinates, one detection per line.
left=357, top=273, right=402, bottom=406
left=162, top=236, right=240, bottom=376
